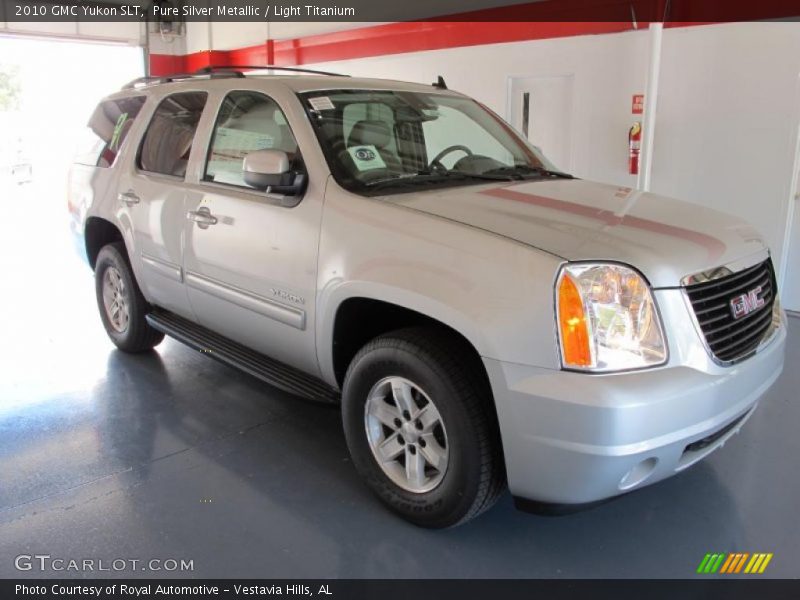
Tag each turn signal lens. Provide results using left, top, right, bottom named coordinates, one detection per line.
left=556, top=263, right=667, bottom=372
left=558, top=274, right=593, bottom=367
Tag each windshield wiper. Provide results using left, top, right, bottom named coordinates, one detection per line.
left=364, top=170, right=513, bottom=192
left=483, top=165, right=574, bottom=180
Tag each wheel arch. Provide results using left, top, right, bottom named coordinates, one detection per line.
left=322, top=289, right=491, bottom=394
left=84, top=216, right=125, bottom=269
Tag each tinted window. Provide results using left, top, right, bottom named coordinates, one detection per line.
left=205, top=91, right=300, bottom=188
left=75, top=96, right=146, bottom=168
left=138, top=92, right=207, bottom=178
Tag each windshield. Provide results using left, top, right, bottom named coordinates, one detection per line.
left=298, top=89, right=568, bottom=195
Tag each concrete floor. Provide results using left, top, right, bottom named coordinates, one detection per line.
left=1, top=178, right=798, bottom=579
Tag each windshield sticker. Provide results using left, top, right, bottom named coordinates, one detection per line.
left=308, top=96, right=336, bottom=111
left=347, top=145, right=386, bottom=171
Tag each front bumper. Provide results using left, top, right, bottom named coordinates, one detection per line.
left=484, top=305, right=787, bottom=505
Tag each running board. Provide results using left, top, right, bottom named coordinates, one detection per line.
left=146, top=309, right=340, bottom=404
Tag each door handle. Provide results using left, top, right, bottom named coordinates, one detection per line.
left=187, top=207, right=218, bottom=229
left=118, top=190, right=140, bottom=206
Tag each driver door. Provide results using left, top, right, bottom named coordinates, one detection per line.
left=181, top=89, right=323, bottom=376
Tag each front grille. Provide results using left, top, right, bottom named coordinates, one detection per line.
left=685, top=258, right=777, bottom=363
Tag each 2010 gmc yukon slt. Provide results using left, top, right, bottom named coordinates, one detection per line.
left=68, top=67, right=787, bottom=527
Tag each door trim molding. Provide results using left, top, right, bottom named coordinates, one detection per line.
left=142, top=253, right=183, bottom=283
left=185, top=271, right=306, bottom=330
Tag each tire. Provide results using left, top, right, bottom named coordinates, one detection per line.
left=342, top=327, right=506, bottom=528
left=94, top=242, right=164, bottom=353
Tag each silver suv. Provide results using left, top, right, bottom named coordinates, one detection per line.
left=68, top=67, right=787, bottom=527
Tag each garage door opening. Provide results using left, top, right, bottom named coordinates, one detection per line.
left=0, top=36, right=143, bottom=192
left=0, top=36, right=143, bottom=406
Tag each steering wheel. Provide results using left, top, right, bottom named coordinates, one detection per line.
left=429, top=145, right=473, bottom=171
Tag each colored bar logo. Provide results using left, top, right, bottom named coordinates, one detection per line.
left=696, top=552, right=773, bottom=574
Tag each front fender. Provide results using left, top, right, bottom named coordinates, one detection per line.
left=315, top=185, right=564, bottom=386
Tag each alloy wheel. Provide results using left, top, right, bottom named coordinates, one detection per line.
left=102, top=266, right=130, bottom=333
left=364, top=376, right=449, bottom=493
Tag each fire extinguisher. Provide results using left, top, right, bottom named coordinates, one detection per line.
left=628, top=122, right=642, bottom=175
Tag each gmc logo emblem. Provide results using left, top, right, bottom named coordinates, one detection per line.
left=730, top=286, right=765, bottom=320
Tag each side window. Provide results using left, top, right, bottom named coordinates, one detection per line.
left=205, top=91, right=300, bottom=188
left=76, top=96, right=146, bottom=168
left=138, top=92, right=207, bottom=178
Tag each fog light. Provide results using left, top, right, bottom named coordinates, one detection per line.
left=619, top=457, right=658, bottom=490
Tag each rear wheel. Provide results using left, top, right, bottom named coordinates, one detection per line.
left=94, top=242, right=164, bottom=353
left=342, top=328, right=505, bottom=528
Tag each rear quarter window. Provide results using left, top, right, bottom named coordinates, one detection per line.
left=137, top=91, right=207, bottom=178
left=75, top=96, right=146, bottom=168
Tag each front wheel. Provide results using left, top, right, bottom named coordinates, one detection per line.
left=342, top=328, right=505, bottom=528
left=94, top=242, right=164, bottom=353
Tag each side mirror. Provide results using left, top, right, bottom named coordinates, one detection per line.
left=243, top=150, right=306, bottom=195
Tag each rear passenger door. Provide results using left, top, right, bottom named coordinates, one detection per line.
left=182, top=89, right=323, bottom=376
left=118, top=91, right=208, bottom=319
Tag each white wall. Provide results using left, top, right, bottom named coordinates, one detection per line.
left=186, top=21, right=267, bottom=53
left=653, top=22, right=800, bottom=289
left=147, top=23, right=186, bottom=57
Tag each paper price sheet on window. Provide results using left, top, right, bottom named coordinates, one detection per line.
left=208, top=127, right=275, bottom=186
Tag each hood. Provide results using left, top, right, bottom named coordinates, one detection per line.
left=390, top=179, right=766, bottom=288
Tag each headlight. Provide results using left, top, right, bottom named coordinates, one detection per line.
left=556, top=263, right=667, bottom=371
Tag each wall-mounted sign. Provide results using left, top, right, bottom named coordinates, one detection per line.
left=632, top=94, right=644, bottom=115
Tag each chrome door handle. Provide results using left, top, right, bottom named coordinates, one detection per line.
left=187, top=207, right=218, bottom=229
left=118, top=191, right=140, bottom=206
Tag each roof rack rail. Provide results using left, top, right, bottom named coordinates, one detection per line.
left=121, top=70, right=245, bottom=90
left=120, top=64, right=348, bottom=91
left=195, top=65, right=350, bottom=77
left=122, top=76, right=167, bottom=89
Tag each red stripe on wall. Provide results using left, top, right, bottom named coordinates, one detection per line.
left=149, top=21, right=635, bottom=75
left=162, top=41, right=275, bottom=74
left=149, top=52, right=188, bottom=76
left=273, top=21, right=633, bottom=66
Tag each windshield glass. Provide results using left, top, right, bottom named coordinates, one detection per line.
left=298, top=89, right=566, bottom=195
